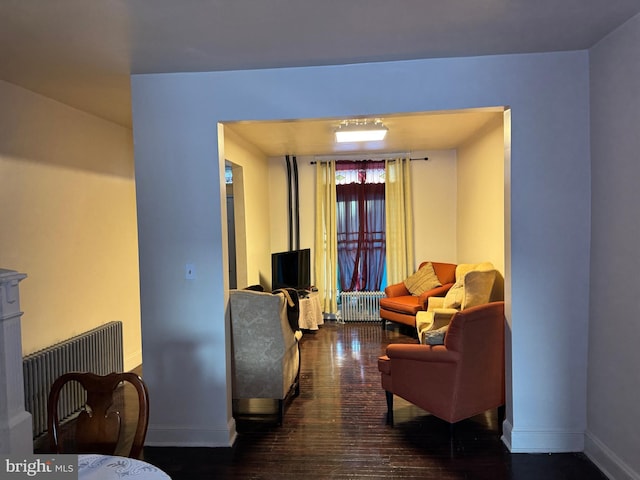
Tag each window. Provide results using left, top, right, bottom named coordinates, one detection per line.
left=335, top=161, right=386, bottom=292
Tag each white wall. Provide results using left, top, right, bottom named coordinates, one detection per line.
left=223, top=128, right=272, bottom=288
left=409, top=151, right=458, bottom=266
left=268, top=155, right=317, bottom=274
left=587, top=12, right=640, bottom=480
left=131, top=50, right=591, bottom=452
left=0, top=80, right=142, bottom=370
left=132, top=80, right=233, bottom=446
left=457, top=116, right=505, bottom=274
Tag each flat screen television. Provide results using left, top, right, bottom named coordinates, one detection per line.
left=271, top=248, right=311, bottom=291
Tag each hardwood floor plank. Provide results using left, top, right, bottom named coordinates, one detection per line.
left=142, top=321, right=605, bottom=479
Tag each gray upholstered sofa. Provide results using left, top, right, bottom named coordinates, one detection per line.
left=228, top=289, right=303, bottom=424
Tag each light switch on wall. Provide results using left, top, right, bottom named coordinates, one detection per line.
left=185, top=263, right=196, bottom=280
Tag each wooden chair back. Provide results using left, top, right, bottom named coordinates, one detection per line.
left=47, top=372, right=149, bottom=458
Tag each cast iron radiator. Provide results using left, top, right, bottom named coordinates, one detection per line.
left=22, top=321, right=124, bottom=439
left=340, top=291, right=385, bottom=322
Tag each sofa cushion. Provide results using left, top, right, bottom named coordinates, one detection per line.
left=403, top=262, right=441, bottom=296
left=430, top=262, right=457, bottom=285
left=379, top=295, right=423, bottom=315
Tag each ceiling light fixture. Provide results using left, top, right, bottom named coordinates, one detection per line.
left=335, top=120, right=388, bottom=143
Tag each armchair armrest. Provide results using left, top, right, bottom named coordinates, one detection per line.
left=386, top=343, right=460, bottom=364
left=431, top=308, right=458, bottom=327
left=426, top=296, right=445, bottom=311
left=384, top=282, right=410, bottom=298
left=418, top=283, right=454, bottom=308
left=416, top=307, right=458, bottom=343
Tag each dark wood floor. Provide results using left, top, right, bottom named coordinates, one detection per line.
left=141, top=321, right=607, bottom=480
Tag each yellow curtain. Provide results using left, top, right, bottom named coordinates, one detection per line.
left=315, top=161, right=338, bottom=314
left=385, top=158, right=415, bottom=285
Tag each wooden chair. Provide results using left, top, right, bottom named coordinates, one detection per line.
left=47, top=372, right=149, bottom=458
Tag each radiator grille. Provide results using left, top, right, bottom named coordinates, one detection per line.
left=22, top=321, right=124, bottom=439
left=340, top=291, right=385, bottom=322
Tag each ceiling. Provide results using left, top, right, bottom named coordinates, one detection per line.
left=2, top=1, right=639, bottom=155
left=225, top=109, right=505, bottom=157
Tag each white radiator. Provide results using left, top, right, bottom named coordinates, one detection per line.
left=340, top=291, right=385, bottom=322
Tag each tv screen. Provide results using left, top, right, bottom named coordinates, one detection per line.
left=271, top=248, right=311, bottom=291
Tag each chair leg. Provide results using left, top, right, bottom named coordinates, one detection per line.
left=277, top=399, right=284, bottom=426
left=294, top=380, right=300, bottom=397
left=385, top=390, right=394, bottom=426
left=294, top=348, right=302, bottom=397
left=497, top=404, right=506, bottom=432
left=449, top=422, right=455, bottom=457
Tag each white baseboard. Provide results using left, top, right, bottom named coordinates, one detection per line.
left=502, top=419, right=585, bottom=453
left=124, top=349, right=143, bottom=372
left=145, top=417, right=237, bottom=448
left=0, top=410, right=33, bottom=455
left=585, top=431, right=640, bottom=480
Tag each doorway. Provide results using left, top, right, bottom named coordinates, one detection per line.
left=224, top=160, right=248, bottom=290
left=226, top=161, right=237, bottom=289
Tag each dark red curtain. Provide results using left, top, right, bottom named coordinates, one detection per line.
left=336, top=161, right=386, bottom=291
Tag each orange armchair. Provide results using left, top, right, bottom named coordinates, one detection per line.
left=378, top=301, right=505, bottom=425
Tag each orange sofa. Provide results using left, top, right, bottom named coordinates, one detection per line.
left=379, top=261, right=456, bottom=328
left=378, top=301, right=505, bottom=425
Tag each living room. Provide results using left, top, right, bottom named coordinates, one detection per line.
left=223, top=110, right=505, bottom=292
left=131, top=53, right=588, bottom=455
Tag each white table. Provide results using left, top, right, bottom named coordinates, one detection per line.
left=78, top=454, right=171, bottom=480
left=298, top=291, right=324, bottom=330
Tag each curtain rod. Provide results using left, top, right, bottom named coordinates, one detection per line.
left=309, top=153, right=428, bottom=164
